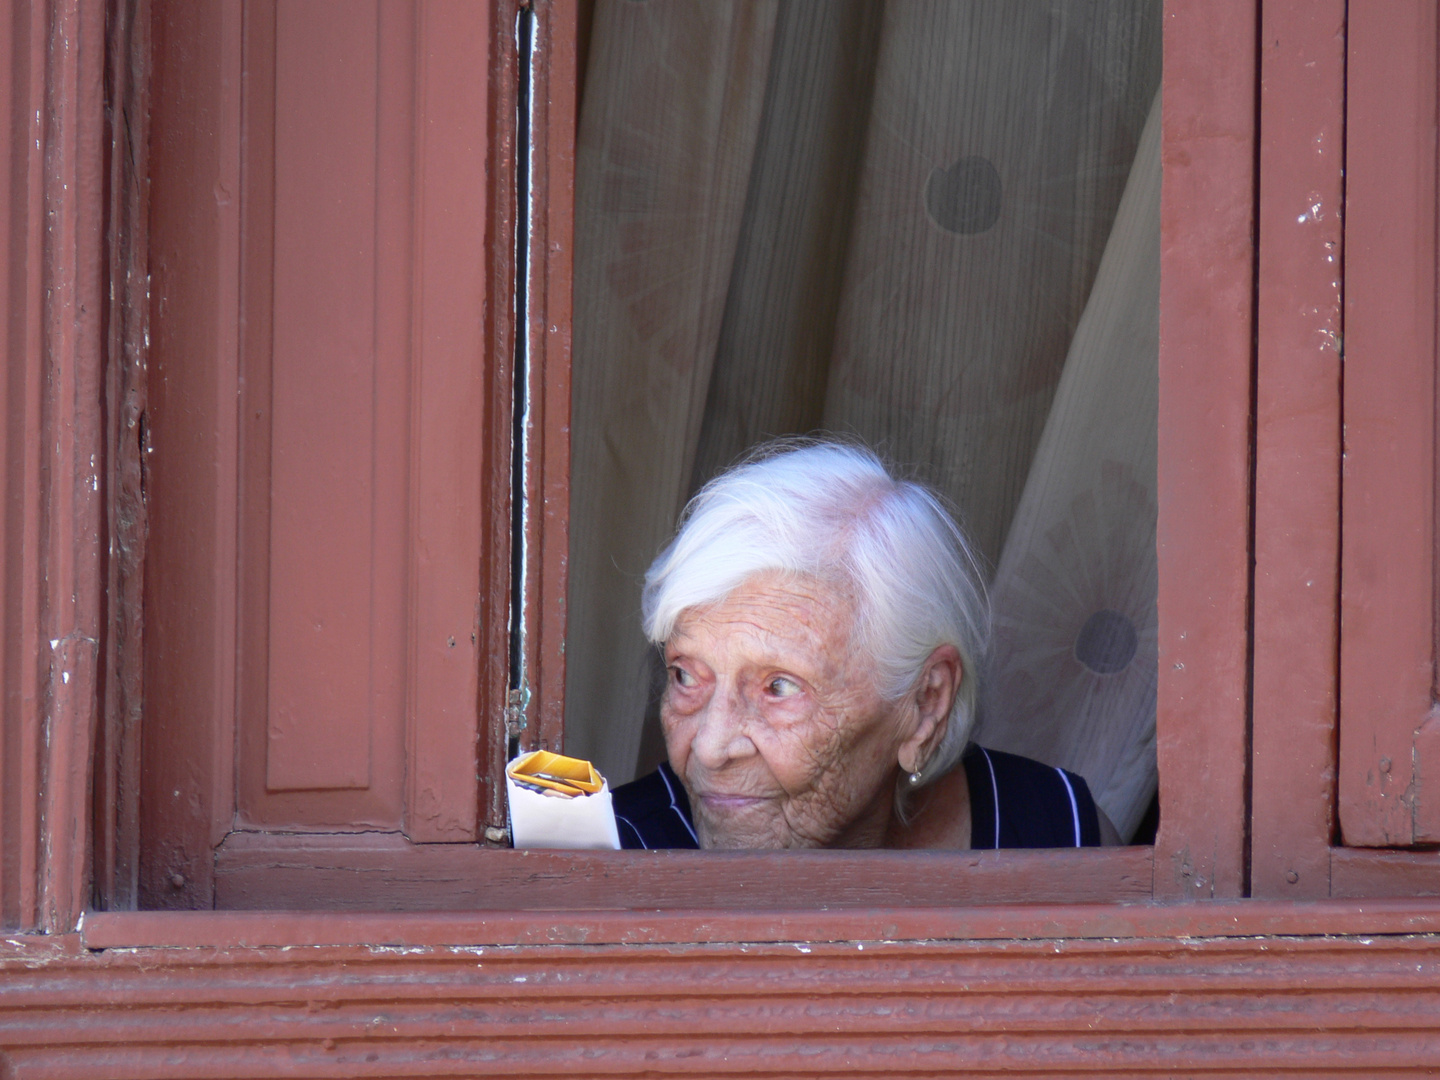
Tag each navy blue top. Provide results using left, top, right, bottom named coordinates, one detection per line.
left=612, top=745, right=1102, bottom=850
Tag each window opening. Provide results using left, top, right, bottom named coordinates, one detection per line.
left=566, top=0, right=1162, bottom=847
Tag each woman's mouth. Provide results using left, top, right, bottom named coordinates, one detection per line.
left=698, top=793, right=770, bottom=811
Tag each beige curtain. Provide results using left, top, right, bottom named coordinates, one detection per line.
left=974, top=94, right=1160, bottom=840
left=568, top=0, right=1161, bottom=835
left=566, top=0, right=779, bottom=783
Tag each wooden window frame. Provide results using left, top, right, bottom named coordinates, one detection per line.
left=189, top=0, right=1255, bottom=913
left=6, top=0, right=1256, bottom=927
left=1251, top=0, right=1440, bottom=899
left=14, top=2, right=1440, bottom=1074
left=12, top=0, right=1438, bottom=930
left=128, top=0, right=529, bottom=910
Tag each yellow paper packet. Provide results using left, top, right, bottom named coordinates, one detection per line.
left=505, top=749, right=620, bottom=849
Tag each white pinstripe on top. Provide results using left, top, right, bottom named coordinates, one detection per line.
left=1054, top=766, right=1081, bottom=848
left=659, top=766, right=699, bottom=845
left=979, top=746, right=1001, bottom=849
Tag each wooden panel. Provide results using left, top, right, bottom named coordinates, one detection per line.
left=94, top=0, right=152, bottom=913
left=0, top=0, right=111, bottom=932
left=233, top=2, right=491, bottom=835
left=1331, top=846, right=1440, bottom=898
left=4, top=914, right=1440, bottom=1076
left=33, top=0, right=108, bottom=938
left=1153, top=0, right=1256, bottom=900
left=141, top=0, right=241, bottom=908
left=264, top=0, right=391, bottom=795
left=0, top=0, right=48, bottom=931
left=240, top=0, right=407, bottom=821
left=213, top=834, right=1154, bottom=911
left=405, top=0, right=490, bottom=842
left=145, top=0, right=498, bottom=870
left=1249, top=0, right=1345, bottom=898
left=79, top=898, right=1440, bottom=948
left=1339, top=0, right=1440, bottom=847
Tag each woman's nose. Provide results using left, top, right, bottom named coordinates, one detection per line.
left=689, top=687, right=755, bottom=768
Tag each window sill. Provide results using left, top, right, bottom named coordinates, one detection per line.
left=208, top=832, right=1155, bottom=911
left=77, top=893, right=1440, bottom=950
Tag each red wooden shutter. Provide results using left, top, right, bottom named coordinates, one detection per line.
left=141, top=0, right=501, bottom=906
left=1338, top=0, right=1440, bottom=846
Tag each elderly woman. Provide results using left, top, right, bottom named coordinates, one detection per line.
left=611, top=440, right=1116, bottom=850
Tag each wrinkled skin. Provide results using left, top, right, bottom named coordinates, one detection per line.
left=661, top=572, right=958, bottom=849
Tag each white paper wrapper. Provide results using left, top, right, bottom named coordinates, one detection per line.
left=506, top=752, right=621, bottom=850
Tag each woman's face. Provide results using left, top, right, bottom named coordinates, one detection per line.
left=661, top=571, right=915, bottom=848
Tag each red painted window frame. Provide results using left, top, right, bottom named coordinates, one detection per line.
left=1250, top=0, right=1440, bottom=898
left=1334, top=0, right=1440, bottom=852
left=3, top=0, right=1258, bottom=932
left=16, top=0, right=1440, bottom=935
left=13, top=5, right=1440, bottom=1074
left=193, top=0, right=1257, bottom=914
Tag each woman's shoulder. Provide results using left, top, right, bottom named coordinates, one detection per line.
left=611, top=762, right=700, bottom=849
left=962, top=744, right=1103, bottom=849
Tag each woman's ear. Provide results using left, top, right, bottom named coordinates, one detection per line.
left=897, top=644, right=962, bottom=774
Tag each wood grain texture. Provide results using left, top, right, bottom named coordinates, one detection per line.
left=1153, top=0, right=1257, bottom=901
left=977, top=93, right=1159, bottom=841
left=404, top=0, right=490, bottom=843
left=1249, top=0, right=1346, bottom=899
left=80, top=898, right=1440, bottom=948
left=95, top=0, right=151, bottom=912
left=1331, top=847, right=1440, bottom=898
left=0, top=0, right=48, bottom=932
left=1338, top=0, right=1439, bottom=848
left=35, top=0, right=108, bottom=933
left=141, top=0, right=242, bottom=908
left=4, top=916, right=1440, bottom=1076
left=212, top=832, right=1153, bottom=911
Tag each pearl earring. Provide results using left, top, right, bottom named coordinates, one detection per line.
left=907, top=770, right=922, bottom=786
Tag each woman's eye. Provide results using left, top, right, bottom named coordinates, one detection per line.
left=765, top=676, right=801, bottom=698
left=670, top=666, right=697, bottom=688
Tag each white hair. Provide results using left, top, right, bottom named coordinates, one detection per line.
left=641, top=439, right=990, bottom=793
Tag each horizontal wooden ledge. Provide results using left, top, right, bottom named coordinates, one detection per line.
left=11, top=1031, right=1440, bottom=1079
left=212, top=832, right=1154, bottom=911
left=1331, top=845, right=1440, bottom=897
left=10, top=916, right=1440, bottom=1080
left=78, top=897, right=1440, bottom=950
